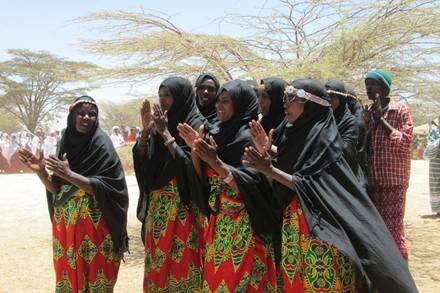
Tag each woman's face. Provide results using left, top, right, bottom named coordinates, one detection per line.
left=159, top=86, right=174, bottom=112
left=259, top=89, right=271, bottom=117
left=329, top=93, right=341, bottom=110
left=75, top=103, right=98, bottom=134
left=216, top=90, right=234, bottom=122
left=196, top=78, right=217, bottom=107
left=283, top=94, right=305, bottom=123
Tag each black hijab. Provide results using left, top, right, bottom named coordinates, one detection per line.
left=273, top=79, right=417, bottom=292
left=259, top=77, right=287, bottom=134
left=48, top=96, right=129, bottom=254
left=195, top=73, right=220, bottom=123
left=203, top=80, right=279, bottom=238
left=325, top=81, right=365, bottom=188
left=207, top=79, right=259, bottom=167
left=133, top=77, right=205, bottom=230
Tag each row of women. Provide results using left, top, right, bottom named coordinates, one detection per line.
left=19, top=73, right=417, bottom=292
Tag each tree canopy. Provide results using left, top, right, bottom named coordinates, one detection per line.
left=0, top=49, right=98, bottom=132
left=78, top=0, right=439, bottom=125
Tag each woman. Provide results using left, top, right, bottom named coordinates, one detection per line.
left=179, top=79, right=278, bottom=292
left=195, top=73, right=221, bottom=123
left=244, top=79, right=417, bottom=292
left=346, top=87, right=368, bottom=176
left=258, top=77, right=287, bottom=134
left=133, top=76, right=205, bottom=292
left=18, top=96, right=129, bottom=292
left=325, top=80, right=366, bottom=189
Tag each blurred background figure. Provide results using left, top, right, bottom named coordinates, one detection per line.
left=110, top=126, right=125, bottom=148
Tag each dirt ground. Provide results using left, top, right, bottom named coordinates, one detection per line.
left=0, top=160, right=439, bottom=292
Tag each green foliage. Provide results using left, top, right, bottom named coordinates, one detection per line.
left=78, top=1, right=440, bottom=124
left=99, top=97, right=152, bottom=131
left=0, top=49, right=98, bottom=132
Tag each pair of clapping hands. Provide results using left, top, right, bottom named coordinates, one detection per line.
left=18, top=148, right=71, bottom=179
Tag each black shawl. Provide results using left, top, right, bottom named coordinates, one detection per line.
left=194, top=80, right=279, bottom=237
left=207, top=80, right=259, bottom=167
left=259, top=77, right=287, bottom=134
left=195, top=73, right=220, bottom=123
left=48, top=96, right=129, bottom=254
left=274, top=79, right=417, bottom=293
left=346, top=87, right=368, bottom=175
left=326, top=81, right=366, bottom=189
left=133, top=77, right=205, bottom=233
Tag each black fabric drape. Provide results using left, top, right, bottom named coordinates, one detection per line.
left=47, top=96, right=129, bottom=254
left=195, top=73, right=220, bottom=123
left=133, top=77, right=205, bottom=242
left=272, top=79, right=417, bottom=292
left=259, top=77, right=287, bottom=134
left=346, top=87, right=368, bottom=175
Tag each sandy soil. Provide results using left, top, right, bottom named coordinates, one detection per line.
left=0, top=160, right=439, bottom=292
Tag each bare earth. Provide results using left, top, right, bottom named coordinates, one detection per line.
left=0, top=160, right=439, bottom=292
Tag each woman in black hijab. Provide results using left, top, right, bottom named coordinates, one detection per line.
left=133, top=76, right=205, bottom=292
left=258, top=77, right=287, bottom=134
left=195, top=73, right=220, bottom=123
left=19, top=96, right=129, bottom=292
left=178, top=80, right=278, bottom=292
left=244, top=79, right=417, bottom=293
left=346, top=87, right=368, bottom=176
left=326, top=80, right=366, bottom=189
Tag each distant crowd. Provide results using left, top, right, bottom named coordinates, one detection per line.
left=0, top=125, right=140, bottom=173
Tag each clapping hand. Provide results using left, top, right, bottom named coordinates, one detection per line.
left=243, top=146, right=273, bottom=175
left=152, top=104, right=168, bottom=136
left=193, top=135, right=218, bottom=167
left=18, top=148, right=45, bottom=173
left=45, top=154, right=72, bottom=179
left=249, top=120, right=273, bottom=153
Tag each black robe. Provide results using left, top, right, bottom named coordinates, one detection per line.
left=48, top=96, right=129, bottom=254
left=274, top=107, right=417, bottom=293
left=133, top=77, right=205, bottom=242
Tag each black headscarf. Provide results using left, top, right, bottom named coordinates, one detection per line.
left=48, top=96, right=129, bottom=254
left=325, top=81, right=366, bottom=189
left=259, top=77, right=287, bottom=134
left=273, top=79, right=417, bottom=292
left=133, top=77, right=205, bottom=233
left=207, top=79, right=259, bottom=167
left=205, top=80, right=279, bottom=238
left=195, top=73, right=220, bottom=123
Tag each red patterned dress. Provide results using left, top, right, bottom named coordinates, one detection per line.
left=280, top=195, right=357, bottom=292
left=52, top=185, right=121, bottom=292
left=143, top=178, right=203, bottom=292
left=202, top=168, right=277, bottom=292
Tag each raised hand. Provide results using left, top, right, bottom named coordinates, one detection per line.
left=243, top=146, right=273, bottom=175
left=153, top=103, right=168, bottom=135
left=46, top=153, right=72, bottom=179
left=18, top=148, right=45, bottom=173
left=140, top=99, right=154, bottom=131
left=177, top=123, right=199, bottom=148
left=249, top=120, right=272, bottom=153
left=193, top=136, right=218, bottom=167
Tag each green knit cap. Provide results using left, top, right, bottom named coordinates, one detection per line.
left=365, top=69, right=393, bottom=96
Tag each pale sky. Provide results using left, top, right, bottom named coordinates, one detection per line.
left=0, top=0, right=278, bottom=104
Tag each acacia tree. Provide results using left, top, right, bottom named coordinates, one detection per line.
left=79, top=0, right=440, bottom=124
left=99, top=97, right=149, bottom=132
left=78, top=10, right=267, bottom=82
left=0, top=49, right=98, bottom=132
